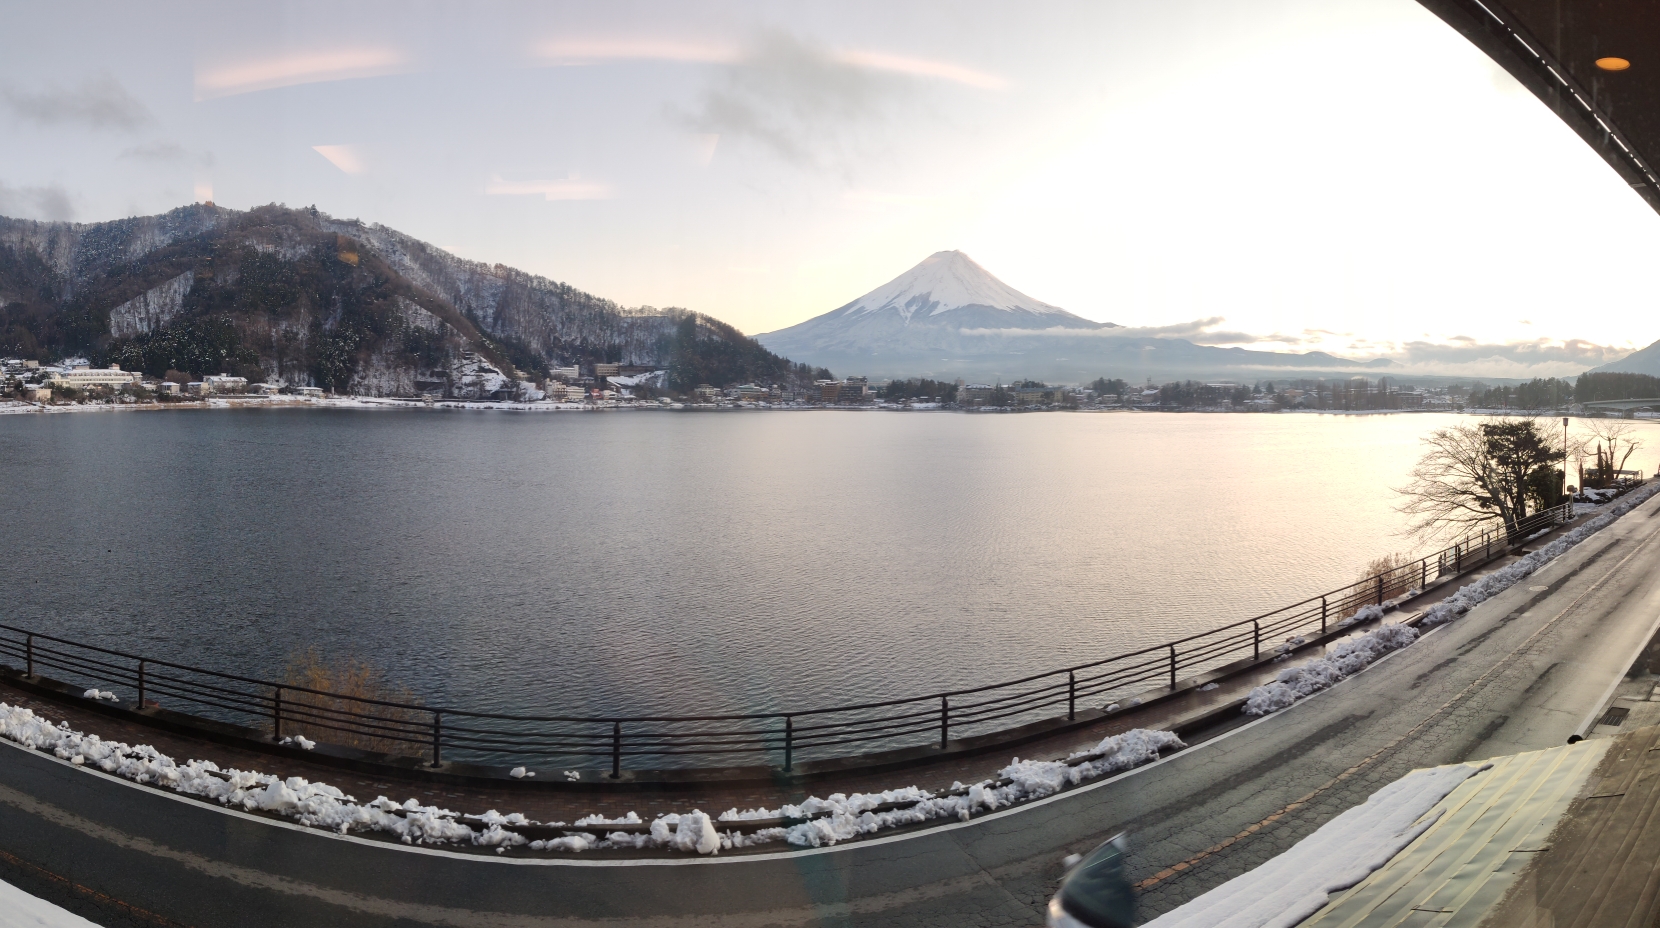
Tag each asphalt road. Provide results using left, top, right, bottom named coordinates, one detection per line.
left=5, top=492, right=1660, bottom=928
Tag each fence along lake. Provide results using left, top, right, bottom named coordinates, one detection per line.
left=6, top=408, right=1650, bottom=724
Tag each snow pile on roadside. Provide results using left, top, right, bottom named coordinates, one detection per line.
left=722, top=728, right=1185, bottom=849
left=1419, top=482, right=1660, bottom=629
left=0, top=700, right=1178, bottom=855
left=1246, top=482, right=1660, bottom=716
left=1142, top=762, right=1488, bottom=928
left=0, top=703, right=489, bottom=845
left=1244, top=624, right=1419, bottom=716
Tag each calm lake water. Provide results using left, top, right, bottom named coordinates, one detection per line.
left=3, top=408, right=1642, bottom=720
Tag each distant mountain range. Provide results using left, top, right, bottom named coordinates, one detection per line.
left=1589, top=338, right=1660, bottom=378
left=758, top=251, right=1393, bottom=383
left=0, top=204, right=811, bottom=397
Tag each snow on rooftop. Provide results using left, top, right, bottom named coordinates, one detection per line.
left=1139, top=762, right=1488, bottom=928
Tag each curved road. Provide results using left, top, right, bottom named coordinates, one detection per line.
left=5, top=493, right=1660, bottom=928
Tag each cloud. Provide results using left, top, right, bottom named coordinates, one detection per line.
left=538, top=39, right=738, bottom=65
left=2, top=75, right=151, bottom=131
left=0, top=181, right=74, bottom=221
left=1074, top=316, right=1306, bottom=345
left=830, top=49, right=1005, bottom=90
left=681, top=31, right=884, bottom=166
left=312, top=145, right=366, bottom=175
left=485, top=175, right=612, bottom=200
left=671, top=32, right=1002, bottom=168
left=1386, top=338, right=1624, bottom=371
left=536, top=36, right=1002, bottom=89
left=195, top=48, right=409, bottom=100
left=119, top=142, right=214, bottom=167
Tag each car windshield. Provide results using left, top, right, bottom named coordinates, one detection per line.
left=1058, top=838, right=1136, bottom=928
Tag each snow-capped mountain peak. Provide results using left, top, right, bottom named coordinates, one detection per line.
left=839, top=250, right=1085, bottom=323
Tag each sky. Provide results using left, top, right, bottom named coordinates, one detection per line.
left=3, top=0, right=1658, bottom=378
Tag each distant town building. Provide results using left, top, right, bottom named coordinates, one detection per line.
left=693, top=384, right=719, bottom=402
left=296, top=386, right=324, bottom=398
left=203, top=374, right=249, bottom=393
left=251, top=383, right=282, bottom=395
left=819, top=376, right=869, bottom=404
left=548, top=366, right=580, bottom=381
left=1011, top=386, right=1055, bottom=406
left=46, top=365, right=140, bottom=389
left=593, top=363, right=621, bottom=378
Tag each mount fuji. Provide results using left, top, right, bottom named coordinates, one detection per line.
left=756, top=251, right=1389, bottom=382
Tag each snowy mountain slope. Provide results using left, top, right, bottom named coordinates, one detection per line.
left=836, top=250, right=1105, bottom=325
left=757, top=251, right=1385, bottom=382
left=1588, top=339, right=1658, bottom=376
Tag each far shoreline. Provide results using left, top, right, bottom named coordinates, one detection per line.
left=0, top=396, right=1627, bottom=419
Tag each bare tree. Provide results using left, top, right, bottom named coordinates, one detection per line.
left=1578, top=419, right=1645, bottom=489
left=1397, top=418, right=1566, bottom=540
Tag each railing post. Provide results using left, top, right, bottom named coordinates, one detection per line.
left=137, top=660, right=146, bottom=710
left=610, top=722, right=622, bottom=779
left=1456, top=544, right=1462, bottom=573
left=1421, top=559, right=1427, bottom=592
left=25, top=634, right=33, bottom=677
left=784, top=715, right=793, bottom=772
left=1068, top=671, right=1076, bottom=721
left=1321, top=597, right=1327, bottom=634
left=1168, top=644, right=1177, bottom=688
left=939, top=696, right=950, bottom=749
left=1253, top=620, right=1260, bottom=661
left=272, top=685, right=283, bottom=741
left=429, top=712, right=442, bottom=767
left=1376, top=574, right=1384, bottom=606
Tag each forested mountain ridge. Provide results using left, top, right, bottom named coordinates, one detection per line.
left=0, top=203, right=815, bottom=396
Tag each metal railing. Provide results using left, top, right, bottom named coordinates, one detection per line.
left=0, top=503, right=1574, bottom=775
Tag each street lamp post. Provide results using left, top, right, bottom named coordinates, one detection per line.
left=1563, top=416, right=1571, bottom=502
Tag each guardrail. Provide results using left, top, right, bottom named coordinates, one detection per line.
left=0, top=503, right=1574, bottom=775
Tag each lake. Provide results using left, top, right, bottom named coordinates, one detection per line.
left=2, top=408, right=1640, bottom=723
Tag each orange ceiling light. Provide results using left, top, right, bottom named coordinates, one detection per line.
left=1596, top=57, right=1632, bottom=71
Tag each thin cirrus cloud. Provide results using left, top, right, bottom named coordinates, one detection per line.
left=485, top=175, right=612, bottom=201
left=195, top=48, right=410, bottom=100
left=312, top=145, right=366, bottom=175
left=831, top=50, right=1005, bottom=90
left=536, top=36, right=1004, bottom=90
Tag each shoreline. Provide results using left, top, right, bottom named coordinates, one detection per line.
left=0, top=397, right=1632, bottom=418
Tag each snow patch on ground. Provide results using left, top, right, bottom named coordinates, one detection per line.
left=1244, top=624, right=1419, bottom=716
left=1245, top=482, right=1660, bottom=716
left=0, top=873, right=103, bottom=928
left=1142, top=762, right=1488, bottom=928
left=0, top=701, right=1178, bottom=855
